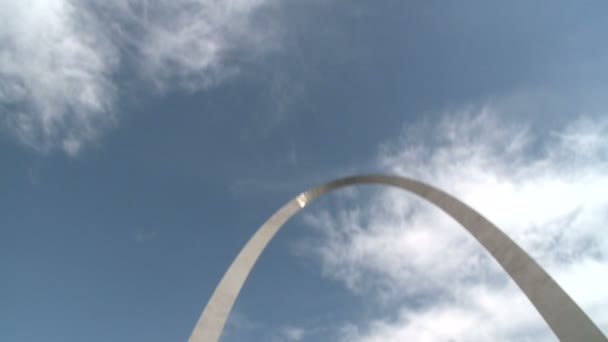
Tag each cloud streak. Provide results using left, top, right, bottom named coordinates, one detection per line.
left=302, top=107, right=608, bottom=341
left=0, top=0, right=277, bottom=155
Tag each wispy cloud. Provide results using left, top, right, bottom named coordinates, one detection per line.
left=99, top=0, right=278, bottom=91
left=134, top=230, right=157, bottom=244
left=0, top=0, right=277, bottom=155
left=302, top=107, right=608, bottom=340
left=280, top=326, right=305, bottom=341
left=222, top=310, right=307, bottom=342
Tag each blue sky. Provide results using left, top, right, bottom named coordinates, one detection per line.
left=2, top=1, right=608, bottom=341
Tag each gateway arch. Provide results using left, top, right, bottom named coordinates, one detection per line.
left=188, top=174, right=606, bottom=342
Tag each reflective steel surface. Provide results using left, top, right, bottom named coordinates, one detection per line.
left=188, top=174, right=607, bottom=342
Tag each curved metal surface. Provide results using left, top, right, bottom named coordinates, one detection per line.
left=189, top=174, right=606, bottom=342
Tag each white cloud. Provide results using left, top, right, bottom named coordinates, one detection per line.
left=302, top=107, right=608, bottom=341
left=0, top=0, right=118, bottom=155
left=0, top=0, right=277, bottom=154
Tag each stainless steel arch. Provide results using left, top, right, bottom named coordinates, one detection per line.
left=189, top=174, right=606, bottom=342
